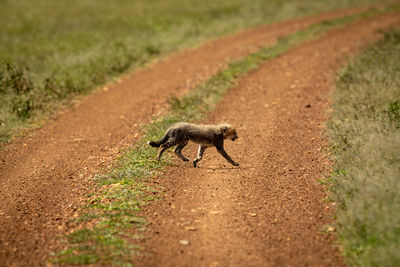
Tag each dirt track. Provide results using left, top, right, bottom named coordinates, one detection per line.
left=135, top=12, right=400, bottom=266
left=0, top=6, right=399, bottom=266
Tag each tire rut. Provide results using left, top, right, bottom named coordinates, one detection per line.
left=0, top=6, right=391, bottom=266
left=136, top=11, right=400, bottom=266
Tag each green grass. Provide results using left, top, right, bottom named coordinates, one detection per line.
left=48, top=8, right=398, bottom=265
left=0, top=0, right=395, bottom=143
left=327, top=28, right=400, bottom=266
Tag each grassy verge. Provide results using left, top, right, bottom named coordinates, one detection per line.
left=49, top=8, right=399, bottom=266
left=0, top=0, right=394, bottom=143
left=327, top=28, right=400, bottom=266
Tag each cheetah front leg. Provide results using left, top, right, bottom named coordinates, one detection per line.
left=216, top=145, right=239, bottom=166
left=174, top=141, right=189, bottom=162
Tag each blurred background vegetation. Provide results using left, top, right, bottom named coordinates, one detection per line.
left=329, top=27, right=400, bottom=266
left=0, top=0, right=392, bottom=142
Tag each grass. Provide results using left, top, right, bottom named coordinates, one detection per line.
left=48, top=7, right=399, bottom=265
left=327, top=27, right=400, bottom=266
left=0, top=0, right=395, bottom=143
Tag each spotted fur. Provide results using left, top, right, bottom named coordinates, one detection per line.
left=148, top=122, right=239, bottom=167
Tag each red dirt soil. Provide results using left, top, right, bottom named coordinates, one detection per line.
left=136, top=12, right=400, bottom=266
left=0, top=6, right=399, bottom=266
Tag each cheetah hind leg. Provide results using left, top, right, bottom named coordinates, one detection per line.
left=174, top=141, right=189, bottom=162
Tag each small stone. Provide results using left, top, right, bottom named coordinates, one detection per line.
left=249, top=213, right=257, bottom=217
left=326, top=226, right=335, bottom=232
left=179, top=239, right=190, bottom=245
left=184, top=226, right=197, bottom=231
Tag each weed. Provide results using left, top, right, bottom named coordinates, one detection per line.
left=0, top=63, right=34, bottom=119
left=387, top=100, right=400, bottom=126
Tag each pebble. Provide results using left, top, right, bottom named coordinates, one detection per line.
left=179, top=239, right=190, bottom=245
left=326, top=226, right=335, bottom=232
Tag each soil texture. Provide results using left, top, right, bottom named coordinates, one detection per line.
left=0, top=6, right=399, bottom=266
left=136, top=12, right=400, bottom=267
